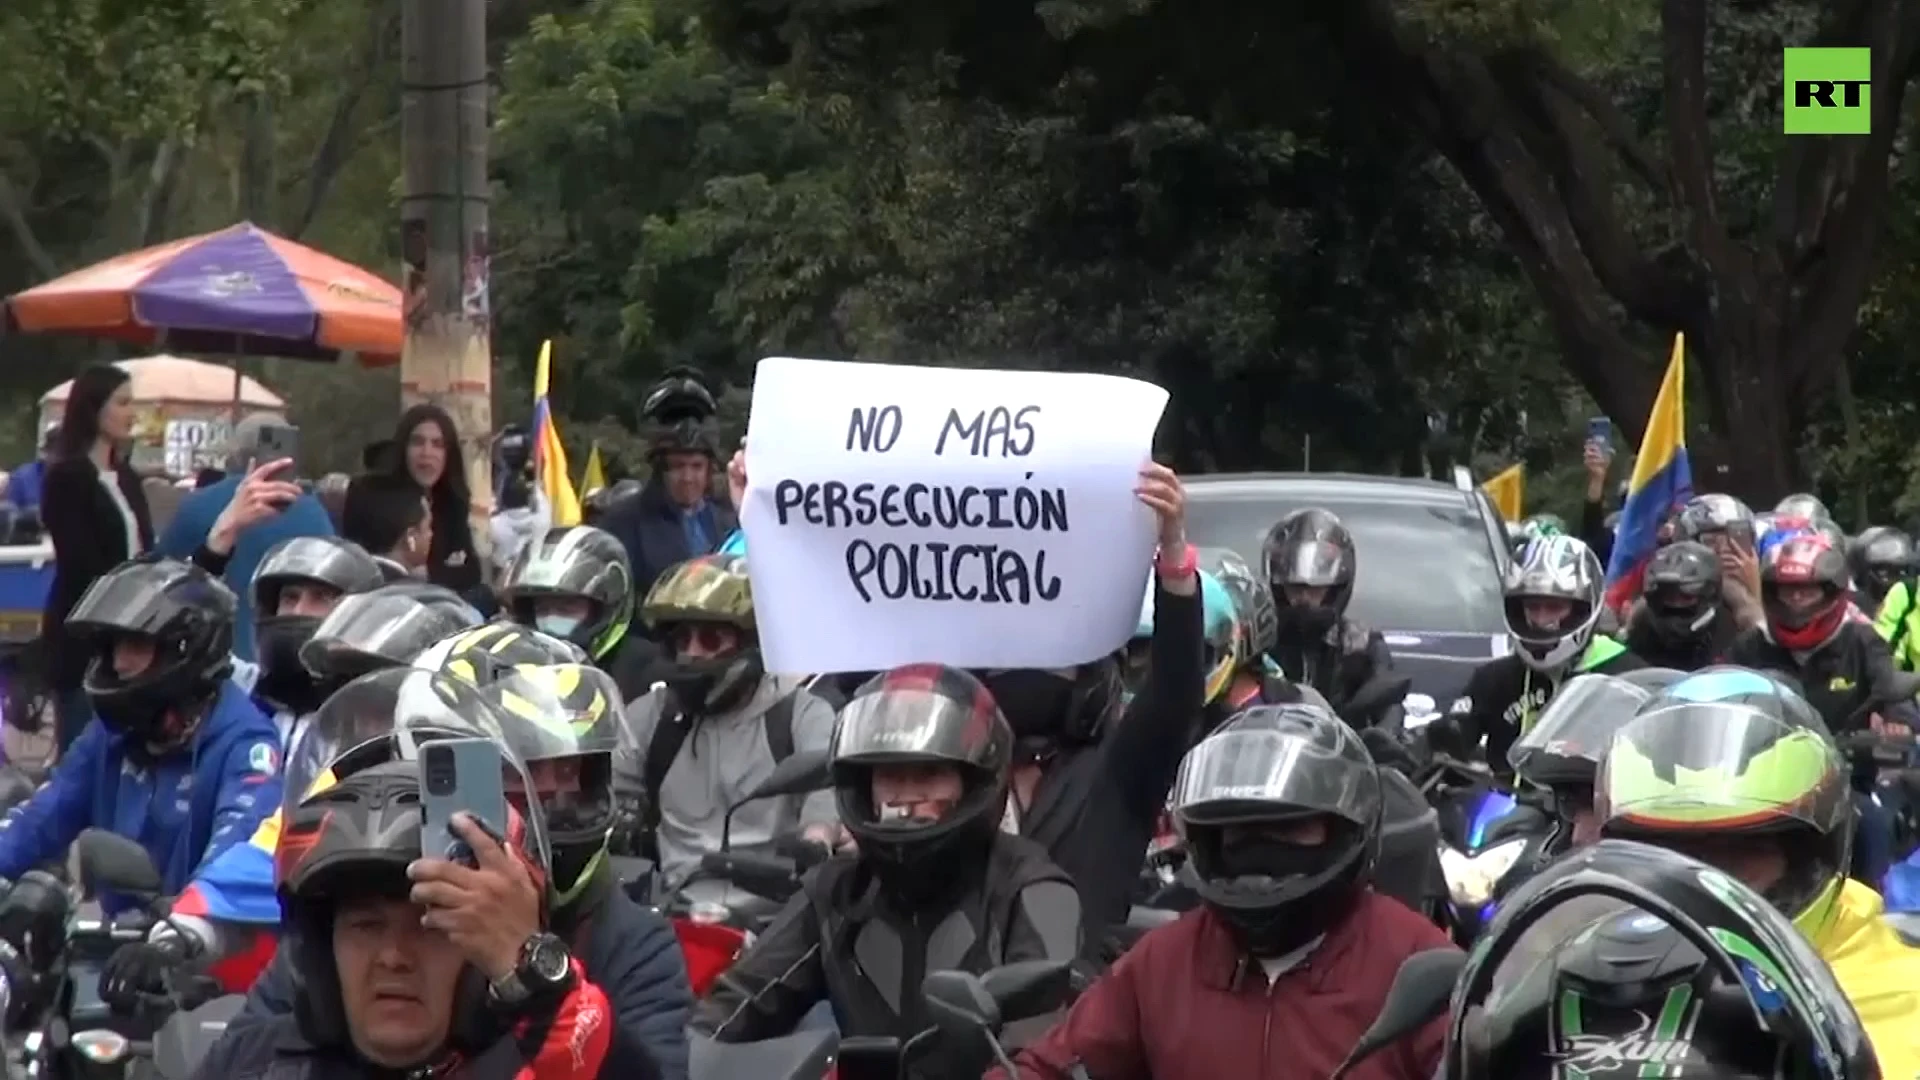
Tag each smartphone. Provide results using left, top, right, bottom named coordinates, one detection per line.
left=1586, top=416, right=1612, bottom=452
left=418, top=737, right=510, bottom=867
left=253, top=423, right=300, bottom=474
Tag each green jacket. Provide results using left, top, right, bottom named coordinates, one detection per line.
left=1873, top=580, right=1920, bottom=672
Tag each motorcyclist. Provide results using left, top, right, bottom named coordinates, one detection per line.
left=694, top=665, right=1081, bottom=1075
left=1196, top=548, right=1335, bottom=718
left=1432, top=838, right=1880, bottom=1080
left=994, top=703, right=1454, bottom=1080
left=149, top=580, right=482, bottom=1003
left=193, top=693, right=614, bottom=1080
left=242, top=536, right=388, bottom=738
left=1430, top=535, right=1644, bottom=772
left=1670, top=492, right=1765, bottom=630
left=500, top=525, right=661, bottom=698
left=0, top=558, right=282, bottom=911
left=1621, top=540, right=1739, bottom=670
left=1862, top=528, right=1920, bottom=673
left=1594, top=674, right=1920, bottom=1076
left=1504, top=673, right=1658, bottom=854
left=1126, top=565, right=1234, bottom=718
left=614, top=553, right=840, bottom=896
left=1260, top=508, right=1398, bottom=726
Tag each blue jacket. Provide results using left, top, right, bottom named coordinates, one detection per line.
left=0, top=681, right=282, bottom=912
left=5, top=460, right=45, bottom=511
left=156, top=476, right=336, bottom=660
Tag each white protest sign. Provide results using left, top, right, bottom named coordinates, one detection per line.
left=742, top=357, right=1168, bottom=674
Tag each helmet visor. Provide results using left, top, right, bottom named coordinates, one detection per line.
left=1599, top=704, right=1849, bottom=837
left=1270, top=540, right=1349, bottom=587
left=481, top=664, right=624, bottom=761
left=69, top=562, right=233, bottom=637
left=253, top=538, right=376, bottom=605
left=300, top=592, right=477, bottom=677
left=835, top=688, right=1007, bottom=770
left=1508, top=676, right=1652, bottom=783
left=1172, top=728, right=1380, bottom=830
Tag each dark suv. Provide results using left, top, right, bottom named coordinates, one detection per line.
left=1183, top=470, right=1513, bottom=708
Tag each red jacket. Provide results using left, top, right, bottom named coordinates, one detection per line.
left=995, top=892, right=1454, bottom=1080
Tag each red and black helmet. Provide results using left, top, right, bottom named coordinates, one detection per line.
left=1760, top=534, right=1849, bottom=651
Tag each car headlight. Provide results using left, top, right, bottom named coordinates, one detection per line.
left=1439, top=838, right=1528, bottom=907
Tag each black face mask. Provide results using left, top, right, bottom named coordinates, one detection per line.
left=256, top=616, right=325, bottom=715
left=979, top=670, right=1075, bottom=742
left=1275, top=602, right=1338, bottom=642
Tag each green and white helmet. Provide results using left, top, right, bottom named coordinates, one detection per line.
left=1504, top=534, right=1604, bottom=673
left=500, top=526, right=635, bottom=661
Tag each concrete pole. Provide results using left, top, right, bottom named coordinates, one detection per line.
left=400, top=0, right=493, bottom=562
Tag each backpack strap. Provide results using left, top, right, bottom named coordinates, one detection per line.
left=764, top=692, right=798, bottom=763
left=640, top=695, right=693, bottom=835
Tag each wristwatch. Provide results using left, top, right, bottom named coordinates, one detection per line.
left=488, top=932, right=572, bottom=1007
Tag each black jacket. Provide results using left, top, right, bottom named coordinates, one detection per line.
left=40, top=454, right=153, bottom=689
left=600, top=479, right=737, bottom=604
left=1622, top=602, right=1741, bottom=672
left=1022, top=583, right=1202, bottom=960
left=227, top=869, right=694, bottom=1080
left=1724, top=621, right=1912, bottom=739
left=693, top=835, right=1079, bottom=1056
left=1446, top=644, right=1647, bottom=770
left=1265, top=620, right=1395, bottom=725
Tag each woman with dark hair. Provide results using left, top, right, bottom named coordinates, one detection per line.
left=383, top=404, right=481, bottom=594
left=41, top=363, right=155, bottom=751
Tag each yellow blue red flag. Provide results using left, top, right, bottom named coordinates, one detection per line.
left=1603, top=333, right=1693, bottom=610
left=533, top=340, right=583, bottom=526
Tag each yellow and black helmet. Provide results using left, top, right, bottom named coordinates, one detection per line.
left=411, top=623, right=586, bottom=688
left=642, top=554, right=754, bottom=631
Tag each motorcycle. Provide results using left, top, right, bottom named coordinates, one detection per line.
left=20, top=830, right=224, bottom=1080
left=689, top=958, right=1073, bottom=1080
left=618, top=749, right=835, bottom=996
left=1416, top=755, right=1554, bottom=946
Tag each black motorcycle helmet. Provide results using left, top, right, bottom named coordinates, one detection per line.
left=976, top=659, right=1120, bottom=757
left=70, top=557, right=236, bottom=750
left=1445, top=839, right=1875, bottom=1080
left=1637, top=540, right=1722, bottom=648
left=1173, top=702, right=1381, bottom=957
left=1507, top=674, right=1653, bottom=849
left=298, top=580, right=481, bottom=697
left=833, top=665, right=1014, bottom=904
left=478, top=663, right=623, bottom=905
left=1849, top=525, right=1914, bottom=609
left=251, top=537, right=386, bottom=715
left=1262, top=508, right=1357, bottom=641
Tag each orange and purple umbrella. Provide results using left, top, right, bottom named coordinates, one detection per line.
left=3, top=222, right=402, bottom=365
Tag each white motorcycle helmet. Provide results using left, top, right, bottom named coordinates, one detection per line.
left=1503, top=535, right=1605, bottom=673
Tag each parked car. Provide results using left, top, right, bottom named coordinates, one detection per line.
left=1184, top=469, right=1512, bottom=709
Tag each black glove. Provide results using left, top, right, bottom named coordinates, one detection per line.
left=1359, top=727, right=1417, bottom=776
left=1422, top=713, right=1470, bottom=760
left=100, top=937, right=190, bottom=1012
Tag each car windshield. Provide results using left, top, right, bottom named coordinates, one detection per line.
left=1184, top=492, right=1505, bottom=634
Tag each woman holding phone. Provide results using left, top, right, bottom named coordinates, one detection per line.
left=40, top=363, right=154, bottom=752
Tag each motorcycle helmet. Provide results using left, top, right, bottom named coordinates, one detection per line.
left=500, top=526, right=634, bottom=662
left=276, top=753, right=550, bottom=1059
left=1172, top=702, right=1381, bottom=957
left=1774, top=493, right=1831, bottom=524
left=1849, top=525, right=1913, bottom=609
left=299, top=580, right=481, bottom=694
left=1672, top=493, right=1756, bottom=553
left=641, top=554, right=761, bottom=714
left=1519, top=513, right=1567, bottom=540
left=1446, top=839, right=1876, bottom=1080
left=1759, top=534, right=1849, bottom=652
left=833, top=664, right=1013, bottom=904
left=70, top=557, right=236, bottom=750
left=1507, top=675, right=1653, bottom=852
left=251, top=537, right=386, bottom=715
left=641, top=367, right=718, bottom=427
left=412, top=623, right=586, bottom=688
left=1202, top=548, right=1279, bottom=663
left=1637, top=541, right=1721, bottom=648
left=493, top=423, right=532, bottom=481
left=1133, top=569, right=1237, bottom=705
left=1262, top=508, right=1357, bottom=641
left=1597, top=667, right=1851, bottom=940
left=1502, top=535, right=1604, bottom=673
left=480, top=663, right=623, bottom=904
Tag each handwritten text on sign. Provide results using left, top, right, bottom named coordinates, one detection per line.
left=742, top=357, right=1168, bottom=673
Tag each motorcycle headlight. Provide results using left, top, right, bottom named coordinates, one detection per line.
left=70, top=1030, right=129, bottom=1065
left=1439, top=838, right=1528, bottom=907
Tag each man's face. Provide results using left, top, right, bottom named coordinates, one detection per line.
left=334, top=896, right=464, bottom=1068
left=1776, top=583, right=1825, bottom=613
left=870, top=763, right=964, bottom=823
left=1652, top=834, right=1789, bottom=894
left=112, top=635, right=157, bottom=678
left=1522, top=596, right=1573, bottom=631
left=1282, top=584, right=1329, bottom=608
left=663, top=453, right=711, bottom=510
left=277, top=582, right=345, bottom=619
left=672, top=623, right=739, bottom=663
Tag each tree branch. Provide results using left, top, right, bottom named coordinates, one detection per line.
left=1661, top=0, right=1743, bottom=290
left=287, top=0, right=400, bottom=239
left=1521, top=51, right=1667, bottom=192
left=134, top=138, right=183, bottom=249
left=0, top=172, right=59, bottom=280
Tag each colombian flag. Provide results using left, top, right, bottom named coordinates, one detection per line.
left=1603, top=334, right=1694, bottom=611
left=534, top=340, right=583, bottom=527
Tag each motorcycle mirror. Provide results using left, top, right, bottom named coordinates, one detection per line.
left=922, top=969, right=1000, bottom=1037
left=978, top=959, right=1073, bottom=1024
left=75, top=828, right=164, bottom=898
left=1329, top=948, right=1466, bottom=1080
left=741, top=749, right=832, bottom=803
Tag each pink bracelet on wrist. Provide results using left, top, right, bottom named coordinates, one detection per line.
left=1155, top=542, right=1197, bottom=578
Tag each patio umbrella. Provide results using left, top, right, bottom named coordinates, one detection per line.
left=2, top=222, right=402, bottom=365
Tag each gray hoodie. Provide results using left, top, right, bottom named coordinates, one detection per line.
left=616, top=675, right=839, bottom=894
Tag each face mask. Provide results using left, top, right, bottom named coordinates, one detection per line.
left=536, top=614, right=584, bottom=641
left=1275, top=603, right=1338, bottom=641
left=255, top=616, right=325, bottom=715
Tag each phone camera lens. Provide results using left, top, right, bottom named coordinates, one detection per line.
left=424, top=753, right=457, bottom=796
